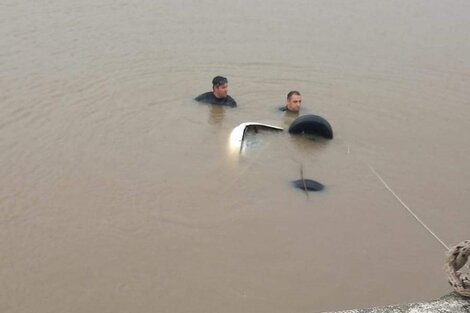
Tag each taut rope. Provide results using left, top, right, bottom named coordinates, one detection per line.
left=366, top=159, right=470, bottom=297
left=348, top=146, right=469, bottom=297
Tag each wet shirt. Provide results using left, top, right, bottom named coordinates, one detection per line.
left=195, top=92, right=237, bottom=108
left=278, top=105, right=301, bottom=114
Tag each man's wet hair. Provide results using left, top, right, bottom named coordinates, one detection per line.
left=287, top=90, right=301, bottom=99
left=212, top=76, right=228, bottom=87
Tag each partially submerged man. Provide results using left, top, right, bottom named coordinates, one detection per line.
left=279, top=90, right=302, bottom=113
left=195, top=76, right=237, bottom=108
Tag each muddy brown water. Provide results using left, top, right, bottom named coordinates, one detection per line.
left=2, top=1, right=470, bottom=312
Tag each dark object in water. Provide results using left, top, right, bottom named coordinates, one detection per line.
left=291, top=179, right=324, bottom=191
left=288, top=114, right=333, bottom=139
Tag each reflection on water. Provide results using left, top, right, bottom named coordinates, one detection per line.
left=208, top=104, right=226, bottom=125
left=2, top=1, right=470, bottom=312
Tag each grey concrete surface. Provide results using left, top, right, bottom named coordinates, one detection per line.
left=322, top=293, right=470, bottom=313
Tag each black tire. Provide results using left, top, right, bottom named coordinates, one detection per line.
left=291, top=179, right=324, bottom=191
left=288, top=114, right=333, bottom=139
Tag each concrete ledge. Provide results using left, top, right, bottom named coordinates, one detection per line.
left=322, top=293, right=470, bottom=313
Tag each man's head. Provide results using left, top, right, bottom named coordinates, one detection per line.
left=212, top=76, right=229, bottom=99
left=286, top=90, right=302, bottom=112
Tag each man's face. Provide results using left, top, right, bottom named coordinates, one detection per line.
left=213, top=83, right=228, bottom=99
left=287, top=94, right=302, bottom=112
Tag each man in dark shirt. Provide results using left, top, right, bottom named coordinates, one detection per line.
left=278, top=90, right=302, bottom=113
left=195, top=76, right=237, bottom=108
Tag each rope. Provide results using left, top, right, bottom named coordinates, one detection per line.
left=299, top=163, right=309, bottom=198
left=364, top=162, right=449, bottom=250
left=346, top=146, right=470, bottom=296
left=348, top=143, right=449, bottom=250
left=352, top=148, right=470, bottom=297
left=445, top=240, right=470, bottom=297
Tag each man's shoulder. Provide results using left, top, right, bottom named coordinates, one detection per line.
left=278, top=105, right=288, bottom=112
left=224, top=95, right=237, bottom=107
left=195, top=92, right=237, bottom=107
left=194, top=92, right=214, bottom=102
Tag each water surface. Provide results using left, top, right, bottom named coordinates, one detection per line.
left=1, top=1, right=470, bottom=312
